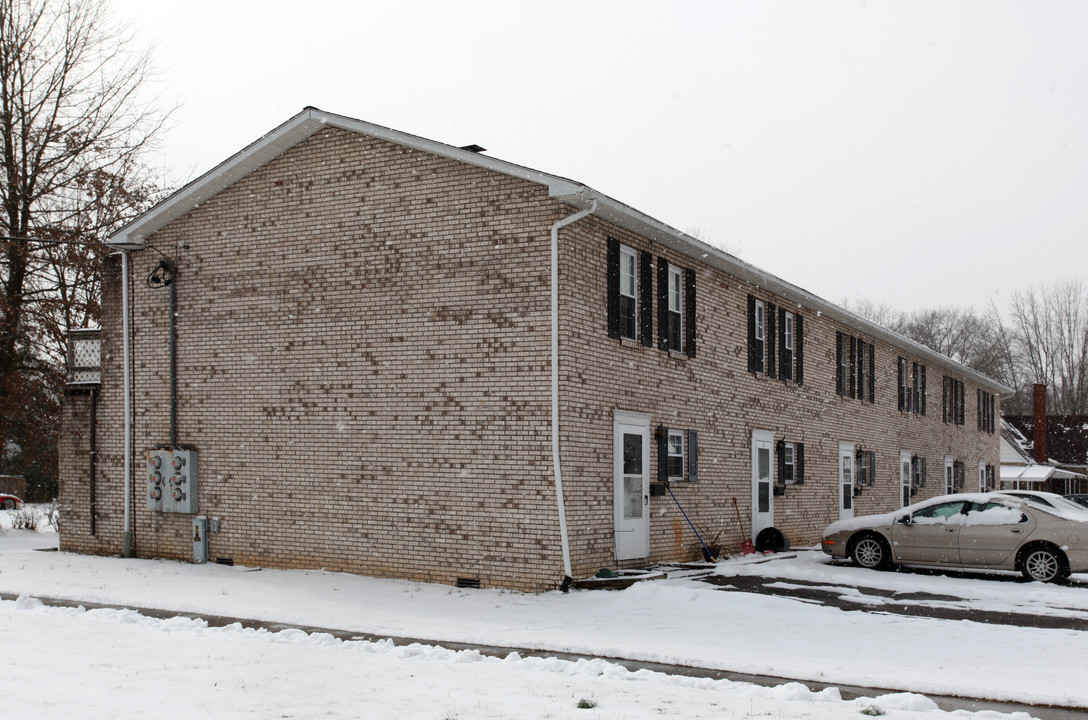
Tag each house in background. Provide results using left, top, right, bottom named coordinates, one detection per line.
left=59, top=108, right=1008, bottom=591
left=1002, top=385, right=1088, bottom=494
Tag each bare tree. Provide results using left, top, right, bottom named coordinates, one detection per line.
left=0, top=0, right=165, bottom=486
left=1006, top=280, right=1088, bottom=415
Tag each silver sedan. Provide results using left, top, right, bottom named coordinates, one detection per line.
left=821, top=492, right=1088, bottom=583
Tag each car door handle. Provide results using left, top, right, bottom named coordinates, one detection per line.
left=1011, top=529, right=1022, bottom=533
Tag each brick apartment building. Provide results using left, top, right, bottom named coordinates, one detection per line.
left=58, top=108, right=1008, bottom=591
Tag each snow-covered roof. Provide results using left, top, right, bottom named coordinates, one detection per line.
left=107, top=106, right=1012, bottom=394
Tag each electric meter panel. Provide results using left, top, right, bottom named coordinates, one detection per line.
left=146, top=448, right=198, bottom=514
left=145, top=449, right=169, bottom=511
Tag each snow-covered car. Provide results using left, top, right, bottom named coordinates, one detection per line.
left=821, top=492, right=1088, bottom=583
left=1066, top=494, right=1088, bottom=510
left=0, top=494, right=23, bottom=510
left=999, top=489, right=1088, bottom=515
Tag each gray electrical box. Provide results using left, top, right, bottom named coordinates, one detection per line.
left=145, top=449, right=168, bottom=511
left=147, top=448, right=199, bottom=514
left=193, top=515, right=208, bottom=563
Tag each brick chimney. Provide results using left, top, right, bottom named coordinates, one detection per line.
left=1032, top=383, right=1048, bottom=463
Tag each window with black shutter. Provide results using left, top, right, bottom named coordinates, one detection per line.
left=640, top=250, right=653, bottom=347
left=748, top=295, right=765, bottom=374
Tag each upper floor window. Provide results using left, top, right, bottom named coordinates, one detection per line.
left=619, top=246, right=637, bottom=337
left=749, top=295, right=803, bottom=383
left=977, top=390, right=995, bottom=434
left=665, top=265, right=683, bottom=352
left=898, top=358, right=926, bottom=415
left=607, top=238, right=652, bottom=347
left=943, top=376, right=965, bottom=425
left=836, top=332, right=874, bottom=402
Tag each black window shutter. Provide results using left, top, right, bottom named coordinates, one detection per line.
left=921, top=457, right=927, bottom=487
left=640, top=250, right=653, bottom=347
left=920, top=366, right=927, bottom=416
left=778, top=307, right=788, bottom=381
left=606, top=238, right=620, bottom=339
left=656, top=256, right=668, bottom=350
left=868, top=344, right=875, bottom=403
left=898, top=358, right=905, bottom=411
left=869, top=451, right=876, bottom=486
left=795, top=315, right=804, bottom=385
left=836, top=332, right=844, bottom=395
left=657, top=426, right=668, bottom=484
left=796, top=443, right=805, bottom=484
left=942, top=377, right=949, bottom=423
left=977, top=389, right=982, bottom=430
left=685, top=269, right=696, bottom=358
left=747, top=295, right=760, bottom=373
left=766, top=302, right=777, bottom=378
left=961, top=382, right=970, bottom=428
left=848, top=336, right=857, bottom=399
left=687, top=429, right=698, bottom=482
left=777, top=439, right=785, bottom=485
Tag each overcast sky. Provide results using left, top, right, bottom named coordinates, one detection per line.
left=112, top=0, right=1087, bottom=315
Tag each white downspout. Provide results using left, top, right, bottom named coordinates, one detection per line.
left=121, top=250, right=134, bottom=557
left=550, top=199, right=596, bottom=590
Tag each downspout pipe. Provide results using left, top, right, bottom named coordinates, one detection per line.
left=550, top=199, right=597, bottom=591
left=121, top=251, right=134, bottom=557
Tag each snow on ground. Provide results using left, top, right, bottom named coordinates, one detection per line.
left=1, top=507, right=1082, bottom=718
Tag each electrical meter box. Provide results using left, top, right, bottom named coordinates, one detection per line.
left=145, top=449, right=169, bottom=511
left=146, top=448, right=198, bottom=514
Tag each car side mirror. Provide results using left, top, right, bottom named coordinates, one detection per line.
left=897, top=515, right=912, bottom=525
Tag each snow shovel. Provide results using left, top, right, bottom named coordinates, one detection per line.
left=732, top=497, right=756, bottom=555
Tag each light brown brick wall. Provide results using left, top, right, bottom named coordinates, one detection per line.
left=555, top=217, right=1001, bottom=577
left=62, top=128, right=577, bottom=591
left=59, top=125, right=1002, bottom=591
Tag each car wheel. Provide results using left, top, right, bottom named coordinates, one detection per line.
left=850, top=533, right=892, bottom=570
left=1019, top=545, right=1070, bottom=583
left=0, top=499, right=14, bottom=510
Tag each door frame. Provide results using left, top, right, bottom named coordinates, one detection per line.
left=613, top=409, right=651, bottom=560
left=751, top=430, right=775, bottom=540
left=900, top=450, right=913, bottom=508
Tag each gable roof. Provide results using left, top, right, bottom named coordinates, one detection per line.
left=1004, top=415, right=1088, bottom=467
left=107, top=106, right=1013, bottom=394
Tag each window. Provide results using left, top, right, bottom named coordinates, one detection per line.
left=657, top=259, right=696, bottom=357
left=667, top=430, right=684, bottom=480
left=749, top=296, right=804, bottom=382
left=749, top=297, right=766, bottom=374
left=943, top=376, right=965, bottom=425
left=665, top=265, right=683, bottom=352
left=780, top=311, right=795, bottom=382
left=657, top=427, right=698, bottom=482
left=897, top=358, right=926, bottom=415
left=910, top=454, right=928, bottom=489
left=777, top=439, right=805, bottom=485
left=836, top=332, right=874, bottom=401
left=855, top=449, right=876, bottom=489
left=978, top=390, right=995, bottom=434
left=619, top=246, right=637, bottom=339
left=607, top=238, right=652, bottom=347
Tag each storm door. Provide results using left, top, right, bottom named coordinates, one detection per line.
left=839, top=441, right=855, bottom=522
left=752, top=430, right=775, bottom=539
left=613, top=410, right=650, bottom=560
left=900, top=450, right=913, bottom=508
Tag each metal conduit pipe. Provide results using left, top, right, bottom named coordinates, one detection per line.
left=121, top=251, right=134, bottom=557
left=549, top=200, right=597, bottom=591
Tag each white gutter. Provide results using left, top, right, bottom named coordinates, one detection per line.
left=121, top=251, right=134, bottom=557
left=550, top=200, right=597, bottom=589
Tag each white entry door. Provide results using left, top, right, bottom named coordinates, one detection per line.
left=900, top=450, right=913, bottom=508
left=752, top=430, right=775, bottom=539
left=613, top=410, right=650, bottom=560
left=839, top=441, right=855, bottom=522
